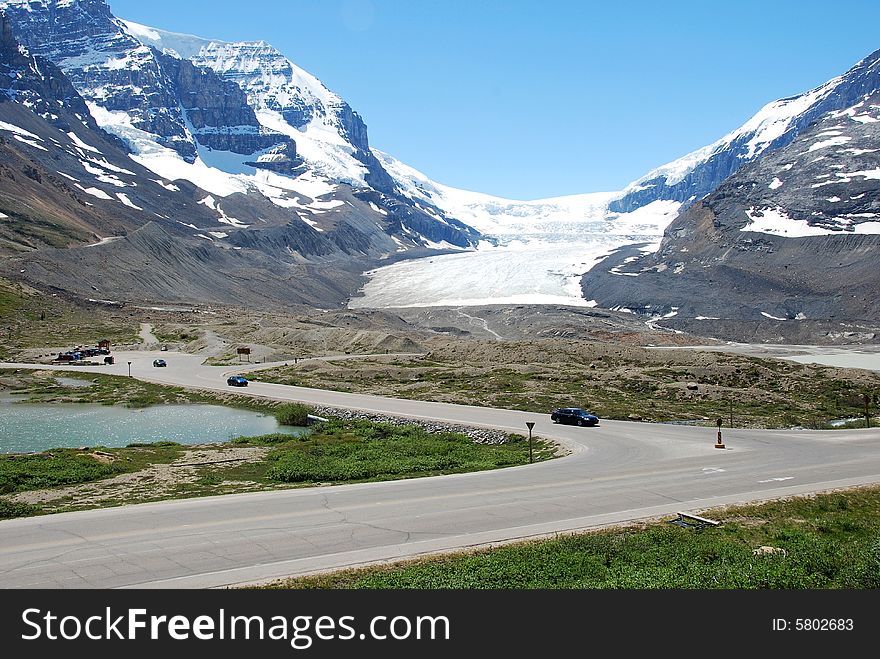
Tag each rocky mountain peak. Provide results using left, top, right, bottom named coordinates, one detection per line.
left=0, top=0, right=482, bottom=311
left=123, top=19, right=397, bottom=193
left=609, top=48, right=880, bottom=216
left=1, top=0, right=195, bottom=159
left=581, top=86, right=880, bottom=340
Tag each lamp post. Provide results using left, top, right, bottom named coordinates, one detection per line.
left=127, top=361, right=132, bottom=378
left=526, top=421, right=535, bottom=464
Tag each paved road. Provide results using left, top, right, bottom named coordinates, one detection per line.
left=2, top=350, right=880, bottom=588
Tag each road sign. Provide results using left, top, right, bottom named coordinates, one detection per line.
left=526, top=422, right=535, bottom=463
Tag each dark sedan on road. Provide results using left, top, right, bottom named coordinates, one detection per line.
left=550, top=407, right=600, bottom=427
left=227, top=375, right=249, bottom=387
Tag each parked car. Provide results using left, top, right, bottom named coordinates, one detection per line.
left=550, top=407, right=600, bottom=427
left=152, top=359, right=167, bottom=367
left=227, top=375, right=249, bottom=387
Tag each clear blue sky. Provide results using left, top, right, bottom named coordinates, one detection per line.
left=107, top=0, right=880, bottom=200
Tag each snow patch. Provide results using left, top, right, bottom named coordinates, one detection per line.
left=808, top=135, right=851, bottom=152
left=116, top=192, right=142, bottom=210
left=369, top=201, right=388, bottom=215
left=0, top=120, right=41, bottom=140
left=66, top=131, right=101, bottom=153
left=153, top=179, right=179, bottom=191
left=744, top=207, right=835, bottom=237
left=297, top=214, right=324, bottom=232
left=851, top=221, right=880, bottom=234
left=198, top=195, right=248, bottom=227
left=86, top=236, right=121, bottom=247
left=13, top=135, right=47, bottom=150
left=80, top=160, right=126, bottom=187
left=309, top=199, right=345, bottom=211
left=75, top=185, right=113, bottom=200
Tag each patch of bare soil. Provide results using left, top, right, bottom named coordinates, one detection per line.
left=8, top=445, right=270, bottom=512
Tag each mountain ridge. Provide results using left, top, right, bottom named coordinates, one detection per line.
left=0, top=0, right=877, bottom=338
left=581, top=85, right=880, bottom=339
left=610, top=48, right=880, bottom=215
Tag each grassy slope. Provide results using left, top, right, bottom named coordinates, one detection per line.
left=0, top=418, right=553, bottom=518
left=250, top=342, right=880, bottom=429
left=0, top=279, right=139, bottom=359
left=264, top=486, right=880, bottom=589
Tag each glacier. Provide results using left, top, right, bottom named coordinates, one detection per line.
left=351, top=152, right=681, bottom=308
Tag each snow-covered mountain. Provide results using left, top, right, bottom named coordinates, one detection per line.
left=0, top=0, right=479, bottom=256
left=362, top=47, right=880, bottom=289
left=581, top=84, right=880, bottom=339
left=123, top=21, right=397, bottom=194
left=610, top=49, right=880, bottom=215
left=0, top=0, right=878, bottom=329
left=0, top=0, right=684, bottom=259
left=0, top=0, right=486, bottom=310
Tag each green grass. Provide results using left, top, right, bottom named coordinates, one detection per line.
left=0, top=444, right=184, bottom=496
left=0, top=498, right=39, bottom=520
left=7, top=370, right=558, bottom=511
left=263, top=419, right=550, bottom=484
left=263, top=487, right=880, bottom=589
left=0, top=421, right=553, bottom=517
left=151, top=326, right=198, bottom=344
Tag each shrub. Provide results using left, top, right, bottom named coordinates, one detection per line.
left=0, top=497, right=38, bottom=519
left=0, top=451, right=121, bottom=494
left=231, top=433, right=298, bottom=445
left=274, top=403, right=313, bottom=426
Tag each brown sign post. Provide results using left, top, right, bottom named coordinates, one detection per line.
left=715, top=417, right=725, bottom=449
left=237, top=347, right=251, bottom=363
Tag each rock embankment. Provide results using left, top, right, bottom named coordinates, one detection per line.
left=310, top=405, right=512, bottom=445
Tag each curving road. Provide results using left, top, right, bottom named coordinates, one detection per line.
left=1, top=349, right=880, bottom=588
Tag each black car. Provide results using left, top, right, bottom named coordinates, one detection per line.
left=550, top=407, right=600, bottom=427
left=152, top=359, right=167, bottom=367
left=227, top=375, right=249, bottom=387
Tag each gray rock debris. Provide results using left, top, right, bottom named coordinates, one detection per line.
left=311, top=405, right=513, bottom=445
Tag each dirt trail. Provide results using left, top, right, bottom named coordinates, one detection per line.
left=138, top=323, right=160, bottom=346
left=455, top=308, right=504, bottom=341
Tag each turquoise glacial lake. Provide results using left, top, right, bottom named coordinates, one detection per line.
left=0, top=401, right=307, bottom=453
